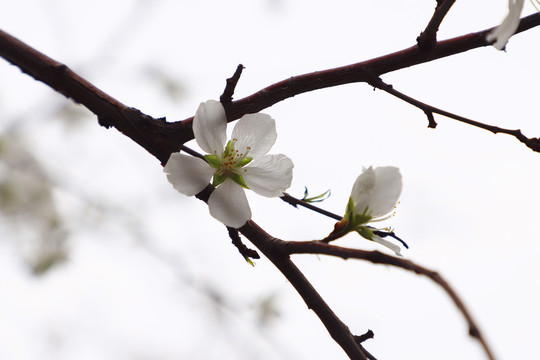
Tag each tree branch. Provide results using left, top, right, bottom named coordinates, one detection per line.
left=220, top=13, right=540, bottom=123
left=365, top=74, right=540, bottom=152
left=0, top=28, right=191, bottom=164
left=192, top=181, right=371, bottom=358
left=2, top=13, right=540, bottom=165
left=285, top=241, right=495, bottom=360
left=239, top=221, right=369, bottom=360
left=2, top=12, right=536, bottom=358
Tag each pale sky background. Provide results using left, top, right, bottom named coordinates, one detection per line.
left=0, top=1, right=539, bottom=359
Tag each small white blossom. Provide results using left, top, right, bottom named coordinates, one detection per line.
left=350, top=166, right=402, bottom=222
left=164, top=100, right=294, bottom=228
left=341, top=166, right=403, bottom=256
left=487, top=0, right=525, bottom=50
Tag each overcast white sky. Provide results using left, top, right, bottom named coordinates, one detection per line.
left=1, top=1, right=539, bottom=359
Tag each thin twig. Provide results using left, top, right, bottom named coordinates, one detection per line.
left=281, top=192, right=341, bottom=221
left=366, top=74, right=540, bottom=152
left=285, top=241, right=496, bottom=360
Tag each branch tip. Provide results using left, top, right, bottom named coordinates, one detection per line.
left=354, top=329, right=375, bottom=344
left=220, top=64, right=245, bottom=105
left=424, top=110, right=438, bottom=128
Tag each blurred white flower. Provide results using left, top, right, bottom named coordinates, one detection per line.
left=338, top=166, right=403, bottom=256
left=164, top=100, right=293, bottom=228
left=487, top=0, right=525, bottom=50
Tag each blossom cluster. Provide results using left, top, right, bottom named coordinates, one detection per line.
left=165, top=100, right=405, bottom=255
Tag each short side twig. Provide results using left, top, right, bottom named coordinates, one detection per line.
left=227, top=226, right=260, bottom=261
left=220, top=64, right=245, bottom=105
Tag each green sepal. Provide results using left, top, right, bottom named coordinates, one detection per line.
left=353, top=211, right=372, bottom=227
left=340, top=197, right=372, bottom=233
left=230, top=172, right=249, bottom=189
left=357, top=226, right=374, bottom=241
left=212, top=173, right=226, bottom=187
left=345, top=200, right=371, bottom=227
left=223, top=140, right=233, bottom=157
left=343, top=197, right=356, bottom=224
left=204, top=154, right=221, bottom=169
left=239, top=157, right=253, bottom=167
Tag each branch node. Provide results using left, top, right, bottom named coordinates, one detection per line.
left=416, top=31, right=437, bottom=50
left=416, top=0, right=456, bottom=50
left=469, top=326, right=480, bottom=338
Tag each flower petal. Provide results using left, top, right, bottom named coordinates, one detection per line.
left=243, top=154, right=294, bottom=197
left=231, top=113, right=277, bottom=159
left=193, top=100, right=227, bottom=155
left=350, top=166, right=376, bottom=214
left=372, top=235, right=402, bottom=257
left=486, top=0, right=524, bottom=50
left=164, top=153, right=214, bottom=196
left=208, top=179, right=252, bottom=228
left=369, top=167, right=402, bottom=217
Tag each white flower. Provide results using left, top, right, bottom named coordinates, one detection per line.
left=343, top=166, right=403, bottom=256
left=350, top=166, right=402, bottom=222
left=487, top=0, right=525, bottom=50
left=164, top=100, right=294, bottom=228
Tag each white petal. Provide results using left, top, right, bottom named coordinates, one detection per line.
left=372, top=235, right=402, bottom=257
left=486, top=0, right=524, bottom=50
left=208, top=179, right=252, bottom=228
left=231, top=113, right=277, bottom=159
left=193, top=100, right=227, bottom=155
left=164, top=153, right=214, bottom=196
left=369, top=167, right=402, bottom=217
left=350, top=166, right=376, bottom=214
left=243, top=154, right=294, bottom=197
